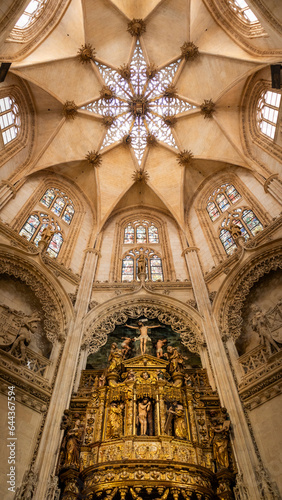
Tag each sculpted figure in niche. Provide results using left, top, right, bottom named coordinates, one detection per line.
left=137, top=252, right=146, bottom=276
left=251, top=304, right=280, bottom=356
left=209, top=413, right=230, bottom=470
left=106, top=402, right=124, bottom=439
left=40, top=224, right=55, bottom=246
left=9, top=314, right=41, bottom=359
left=63, top=414, right=85, bottom=468
left=125, top=321, right=161, bottom=355
left=165, top=402, right=187, bottom=439
left=107, top=343, right=123, bottom=373
left=137, top=398, right=153, bottom=436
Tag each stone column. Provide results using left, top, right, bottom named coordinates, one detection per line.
left=33, top=247, right=100, bottom=500
left=183, top=247, right=262, bottom=499
left=0, top=180, right=16, bottom=209
left=264, top=174, right=282, bottom=204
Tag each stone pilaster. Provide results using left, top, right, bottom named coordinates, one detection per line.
left=264, top=174, right=282, bottom=204
left=33, top=247, right=101, bottom=500
left=183, top=247, right=262, bottom=499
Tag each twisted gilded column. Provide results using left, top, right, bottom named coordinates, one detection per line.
left=182, top=247, right=262, bottom=499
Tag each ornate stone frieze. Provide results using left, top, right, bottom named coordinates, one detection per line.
left=83, top=299, right=203, bottom=354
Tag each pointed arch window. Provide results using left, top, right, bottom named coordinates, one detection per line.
left=257, top=90, right=281, bottom=140
left=123, top=220, right=160, bottom=244
left=19, top=212, right=63, bottom=258
left=228, top=0, right=259, bottom=24
left=220, top=208, right=263, bottom=254
left=206, top=184, right=241, bottom=222
left=13, top=0, right=47, bottom=30
left=40, top=188, right=75, bottom=225
left=121, top=248, right=163, bottom=282
left=0, top=96, right=21, bottom=145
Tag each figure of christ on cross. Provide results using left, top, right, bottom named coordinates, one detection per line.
left=125, top=321, right=161, bottom=355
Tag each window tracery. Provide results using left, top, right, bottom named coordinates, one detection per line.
left=0, top=96, right=21, bottom=145
left=40, top=188, right=75, bottom=225
left=121, top=248, right=163, bottom=282
left=13, top=0, right=48, bottom=31
left=206, top=184, right=241, bottom=222
left=257, top=90, right=281, bottom=140
left=219, top=208, right=263, bottom=254
left=124, top=220, right=159, bottom=244
left=19, top=212, right=63, bottom=258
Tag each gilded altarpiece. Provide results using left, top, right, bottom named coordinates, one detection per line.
left=57, top=337, right=236, bottom=500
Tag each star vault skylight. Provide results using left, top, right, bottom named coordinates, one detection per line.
left=81, top=41, right=196, bottom=165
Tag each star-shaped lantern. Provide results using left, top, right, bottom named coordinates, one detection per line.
left=81, top=41, right=196, bottom=165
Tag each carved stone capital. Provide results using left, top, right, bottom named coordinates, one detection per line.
left=264, top=173, right=279, bottom=192
left=182, top=247, right=199, bottom=255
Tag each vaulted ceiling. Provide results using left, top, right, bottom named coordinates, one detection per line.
left=4, top=0, right=282, bottom=229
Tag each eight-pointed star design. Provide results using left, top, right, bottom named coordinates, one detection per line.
left=81, top=40, right=196, bottom=165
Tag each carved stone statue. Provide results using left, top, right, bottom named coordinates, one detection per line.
left=125, top=321, right=160, bottom=355
left=137, top=398, right=153, bottom=436
left=251, top=304, right=280, bottom=356
left=137, top=252, right=146, bottom=277
left=209, top=415, right=230, bottom=470
left=106, top=402, right=124, bottom=439
left=39, top=224, right=55, bottom=246
left=9, top=313, right=41, bottom=358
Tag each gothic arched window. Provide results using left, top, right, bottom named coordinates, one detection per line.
left=0, top=96, right=21, bottom=145
left=220, top=208, right=263, bottom=254
left=40, top=188, right=75, bottom=225
left=19, top=212, right=63, bottom=258
left=121, top=248, right=163, bottom=282
left=227, top=0, right=259, bottom=25
left=123, top=220, right=160, bottom=244
left=257, top=90, right=281, bottom=140
left=11, top=0, right=48, bottom=34
left=206, top=184, right=241, bottom=222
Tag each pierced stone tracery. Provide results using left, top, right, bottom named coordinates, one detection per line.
left=81, top=41, right=197, bottom=164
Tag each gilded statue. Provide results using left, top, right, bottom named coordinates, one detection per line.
left=209, top=414, right=230, bottom=470
left=251, top=304, right=280, bottom=355
left=165, top=402, right=187, bottom=439
left=9, top=313, right=41, bottom=358
left=125, top=321, right=160, bottom=355
left=107, top=343, right=123, bottom=373
left=106, top=402, right=124, bottom=439
left=63, top=414, right=85, bottom=468
left=164, top=345, right=186, bottom=375
left=137, top=398, right=153, bottom=435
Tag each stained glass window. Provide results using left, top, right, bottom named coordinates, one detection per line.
left=150, top=256, right=163, bottom=282
left=62, top=205, right=75, bottom=225
left=51, top=197, right=65, bottom=216
left=19, top=212, right=63, bottom=258
left=216, top=193, right=230, bottom=212
left=207, top=183, right=241, bottom=222
left=0, top=96, right=21, bottom=145
left=226, top=185, right=241, bottom=204
left=40, top=188, right=55, bottom=208
left=207, top=202, right=220, bottom=222
left=242, top=209, right=263, bottom=236
left=136, top=225, right=146, bottom=243
left=219, top=229, right=237, bottom=255
left=257, top=90, right=281, bottom=140
left=148, top=225, right=159, bottom=243
left=39, top=188, right=75, bottom=225
left=123, top=221, right=160, bottom=244
left=121, top=256, right=134, bottom=282
left=121, top=248, right=163, bottom=281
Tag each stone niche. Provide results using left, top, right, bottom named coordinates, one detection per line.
left=0, top=273, right=52, bottom=358
left=235, top=269, right=282, bottom=356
